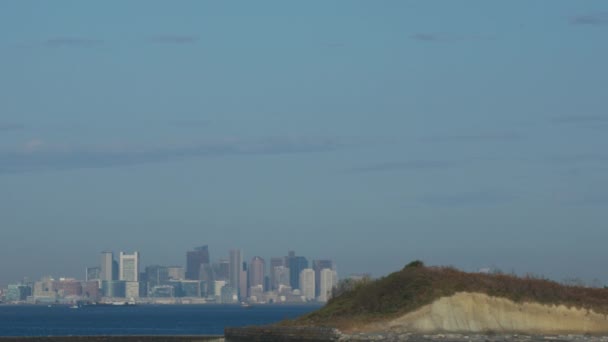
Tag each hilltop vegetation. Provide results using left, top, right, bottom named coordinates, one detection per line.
left=294, top=261, right=608, bottom=327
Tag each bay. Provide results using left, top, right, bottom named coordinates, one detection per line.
left=0, top=304, right=320, bottom=337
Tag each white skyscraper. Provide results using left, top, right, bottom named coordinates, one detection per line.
left=319, top=268, right=338, bottom=302
left=119, top=252, right=140, bottom=282
left=299, top=268, right=315, bottom=301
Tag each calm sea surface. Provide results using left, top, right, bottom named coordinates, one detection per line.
left=0, top=304, right=320, bottom=336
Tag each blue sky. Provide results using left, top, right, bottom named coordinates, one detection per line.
left=1, top=1, right=608, bottom=287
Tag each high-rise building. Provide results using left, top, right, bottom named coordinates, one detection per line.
left=249, top=256, right=265, bottom=290
left=214, top=259, right=230, bottom=281
left=269, top=257, right=285, bottom=290
left=229, top=249, right=242, bottom=295
left=319, top=268, right=338, bottom=302
left=186, top=246, right=210, bottom=280
left=86, top=266, right=101, bottom=282
left=299, top=269, right=315, bottom=301
left=145, top=265, right=169, bottom=290
left=272, top=266, right=290, bottom=289
left=288, top=252, right=308, bottom=290
left=167, top=266, right=185, bottom=280
left=119, top=252, right=140, bottom=282
left=239, top=261, right=248, bottom=299
left=100, top=251, right=115, bottom=282
left=312, top=259, right=334, bottom=297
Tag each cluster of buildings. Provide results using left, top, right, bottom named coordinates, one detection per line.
left=0, top=246, right=339, bottom=305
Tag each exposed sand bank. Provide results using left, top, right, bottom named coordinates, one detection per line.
left=362, top=292, right=608, bottom=335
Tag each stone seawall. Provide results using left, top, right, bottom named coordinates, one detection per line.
left=224, top=326, right=341, bottom=341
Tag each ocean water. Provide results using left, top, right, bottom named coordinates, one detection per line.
left=0, top=304, right=320, bottom=336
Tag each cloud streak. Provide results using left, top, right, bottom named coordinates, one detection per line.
left=46, top=37, right=104, bottom=47
left=550, top=115, right=608, bottom=124
left=420, top=132, right=522, bottom=143
left=570, top=12, right=608, bottom=26
left=418, top=191, right=515, bottom=207
left=0, top=137, right=344, bottom=174
left=0, top=123, right=25, bottom=132
left=410, top=33, right=495, bottom=43
left=150, top=35, right=199, bottom=44
left=348, top=160, right=462, bottom=173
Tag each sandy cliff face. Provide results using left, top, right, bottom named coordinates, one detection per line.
left=366, top=292, right=608, bottom=334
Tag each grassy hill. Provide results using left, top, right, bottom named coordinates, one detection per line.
left=293, top=261, right=608, bottom=328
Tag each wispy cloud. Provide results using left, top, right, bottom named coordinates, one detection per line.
left=418, top=191, right=515, bottom=207
left=168, top=119, right=210, bottom=128
left=570, top=12, right=608, bottom=26
left=0, top=123, right=25, bottom=132
left=150, top=35, right=199, bottom=44
left=348, top=160, right=462, bottom=173
left=0, top=137, right=344, bottom=174
left=46, top=37, right=104, bottom=47
left=420, top=132, right=522, bottom=143
left=410, top=33, right=495, bottom=43
left=550, top=115, right=608, bottom=124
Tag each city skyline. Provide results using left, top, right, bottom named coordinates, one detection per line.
left=2, top=1, right=608, bottom=288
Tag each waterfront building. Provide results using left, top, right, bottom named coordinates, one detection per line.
left=229, top=249, right=243, bottom=295
left=214, top=259, right=230, bottom=281
left=220, top=284, right=237, bottom=304
left=119, top=251, right=140, bottom=282
left=5, top=284, right=31, bottom=302
left=288, top=252, right=308, bottom=290
left=33, top=277, right=56, bottom=299
left=83, top=281, right=100, bottom=301
left=312, top=259, right=334, bottom=297
left=145, top=265, right=169, bottom=291
left=86, top=266, right=101, bottom=282
left=54, top=278, right=82, bottom=297
left=213, top=280, right=226, bottom=299
left=173, top=280, right=202, bottom=297
left=102, top=280, right=126, bottom=298
left=100, top=251, right=115, bottom=282
left=299, top=268, right=315, bottom=301
left=149, top=285, right=174, bottom=298
left=249, top=256, right=265, bottom=290
left=186, top=245, right=210, bottom=280
left=125, top=281, right=141, bottom=298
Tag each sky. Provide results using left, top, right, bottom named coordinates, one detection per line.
left=1, top=1, right=608, bottom=287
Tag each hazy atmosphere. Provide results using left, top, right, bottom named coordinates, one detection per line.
left=1, top=1, right=607, bottom=287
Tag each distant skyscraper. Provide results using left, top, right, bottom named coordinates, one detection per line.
left=229, top=249, right=242, bottom=295
left=299, top=268, right=315, bottom=301
left=145, top=265, right=169, bottom=290
left=249, top=256, right=265, bottom=290
left=319, top=268, right=337, bottom=302
left=272, top=266, right=290, bottom=289
left=86, top=266, right=101, bottom=282
left=313, top=259, right=334, bottom=297
left=288, top=252, right=308, bottom=290
left=186, top=245, right=210, bottom=280
left=239, top=261, right=248, bottom=299
left=214, top=259, right=230, bottom=281
left=269, top=257, right=285, bottom=290
left=119, top=252, right=140, bottom=282
left=167, top=266, right=185, bottom=280
left=100, top=251, right=114, bottom=282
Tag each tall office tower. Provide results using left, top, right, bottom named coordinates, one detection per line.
left=269, top=257, right=285, bottom=290
left=312, top=259, right=334, bottom=297
left=214, top=259, right=230, bottom=281
left=319, top=268, right=337, bottom=302
left=86, top=267, right=101, bottom=282
left=145, top=265, right=169, bottom=289
left=299, top=268, right=315, bottom=301
left=167, top=266, right=185, bottom=280
left=100, top=251, right=115, bottom=282
left=288, top=252, right=308, bottom=290
left=112, top=260, right=119, bottom=280
left=229, top=249, right=242, bottom=292
left=200, top=263, right=214, bottom=283
left=239, top=261, right=248, bottom=300
left=248, top=256, right=265, bottom=290
left=186, top=245, right=210, bottom=280
left=272, top=266, right=290, bottom=289
left=119, top=252, right=140, bottom=282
